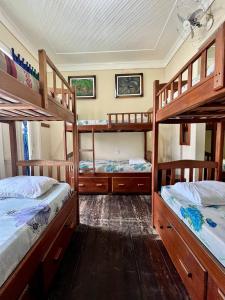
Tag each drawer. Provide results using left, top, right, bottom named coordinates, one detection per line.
left=78, top=177, right=108, bottom=193
left=41, top=208, right=76, bottom=292
left=156, top=216, right=207, bottom=300
left=207, top=276, right=225, bottom=300
left=112, top=177, right=150, bottom=193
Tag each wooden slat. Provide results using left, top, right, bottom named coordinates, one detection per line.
left=161, top=169, right=167, bottom=186
left=214, top=23, right=225, bottom=90
left=48, top=166, right=53, bottom=178
left=38, top=50, right=48, bottom=108
left=53, top=71, right=56, bottom=97
left=207, top=168, right=212, bottom=180
left=189, top=168, right=193, bottom=182
left=57, top=166, right=61, bottom=181
left=31, top=166, right=34, bottom=176
left=9, top=122, right=18, bottom=176
left=39, top=166, right=43, bottom=176
left=198, top=168, right=203, bottom=181
left=187, top=64, right=192, bottom=89
left=178, top=74, right=182, bottom=96
left=201, top=50, right=207, bottom=80
left=180, top=168, right=185, bottom=182
left=170, top=169, right=175, bottom=185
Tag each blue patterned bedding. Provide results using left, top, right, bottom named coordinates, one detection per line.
left=0, top=183, right=71, bottom=287
left=161, top=185, right=225, bottom=267
left=79, top=159, right=152, bottom=173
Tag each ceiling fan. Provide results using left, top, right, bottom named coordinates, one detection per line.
left=177, top=0, right=214, bottom=39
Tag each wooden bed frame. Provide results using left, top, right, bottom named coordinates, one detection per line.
left=0, top=49, right=79, bottom=299
left=152, top=22, right=225, bottom=300
left=66, top=111, right=152, bottom=194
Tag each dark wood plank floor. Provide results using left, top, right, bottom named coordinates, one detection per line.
left=48, top=195, right=189, bottom=300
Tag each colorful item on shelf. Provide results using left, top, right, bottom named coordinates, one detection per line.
left=0, top=49, right=39, bottom=92
left=11, top=48, right=39, bottom=80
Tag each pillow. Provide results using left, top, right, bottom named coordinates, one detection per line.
left=129, top=158, right=146, bottom=165
left=0, top=176, right=58, bottom=199
left=173, top=181, right=225, bottom=206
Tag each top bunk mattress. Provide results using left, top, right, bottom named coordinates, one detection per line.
left=161, top=185, right=225, bottom=268
left=0, top=49, right=39, bottom=92
left=80, top=159, right=152, bottom=173
left=0, top=182, right=71, bottom=288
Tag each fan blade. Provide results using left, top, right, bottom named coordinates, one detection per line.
left=190, top=26, right=194, bottom=39
left=177, top=13, right=185, bottom=24
left=188, top=9, right=204, bottom=21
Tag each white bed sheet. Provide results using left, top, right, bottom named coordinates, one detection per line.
left=0, top=183, right=71, bottom=287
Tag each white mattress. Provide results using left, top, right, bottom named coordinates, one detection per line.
left=161, top=185, right=225, bottom=268
left=0, top=183, right=71, bottom=287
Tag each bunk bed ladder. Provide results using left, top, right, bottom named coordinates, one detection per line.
left=79, top=128, right=95, bottom=173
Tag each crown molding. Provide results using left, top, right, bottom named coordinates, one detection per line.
left=56, top=59, right=167, bottom=72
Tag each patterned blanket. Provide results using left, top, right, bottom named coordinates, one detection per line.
left=0, top=49, right=39, bottom=92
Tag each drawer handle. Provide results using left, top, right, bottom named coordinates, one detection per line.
left=179, top=259, right=192, bottom=278
left=167, top=224, right=173, bottom=229
left=96, top=183, right=103, bottom=187
left=118, top=183, right=125, bottom=187
left=79, top=183, right=85, bottom=187
left=53, top=247, right=63, bottom=261
left=138, top=183, right=144, bottom=187
left=159, top=225, right=163, bottom=229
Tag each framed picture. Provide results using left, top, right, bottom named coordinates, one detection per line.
left=115, top=73, right=143, bottom=98
left=68, top=75, right=96, bottom=99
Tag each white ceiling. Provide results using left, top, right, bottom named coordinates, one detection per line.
left=0, top=0, right=217, bottom=69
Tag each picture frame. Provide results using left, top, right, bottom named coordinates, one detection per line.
left=68, top=75, right=96, bottom=99
left=115, top=73, right=143, bottom=98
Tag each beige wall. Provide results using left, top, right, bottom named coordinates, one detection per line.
left=49, top=69, right=164, bottom=161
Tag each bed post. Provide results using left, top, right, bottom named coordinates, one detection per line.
left=9, top=121, right=18, bottom=176
left=72, top=87, right=79, bottom=224
left=214, top=22, right=225, bottom=90
left=144, top=131, right=147, bottom=160
left=38, top=49, right=48, bottom=109
left=151, top=80, right=160, bottom=227
left=215, top=122, right=224, bottom=180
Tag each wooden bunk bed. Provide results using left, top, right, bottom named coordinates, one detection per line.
left=66, top=111, right=152, bottom=194
left=0, top=49, right=79, bottom=300
left=152, top=22, right=225, bottom=300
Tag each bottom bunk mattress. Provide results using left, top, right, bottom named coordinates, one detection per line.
left=0, top=182, right=71, bottom=287
left=161, top=185, right=225, bottom=268
left=79, top=159, right=152, bottom=173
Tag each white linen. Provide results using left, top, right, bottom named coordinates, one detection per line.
left=0, top=176, right=58, bottom=199
left=129, top=158, right=146, bottom=165
left=0, top=183, right=71, bottom=287
left=173, top=181, right=225, bottom=206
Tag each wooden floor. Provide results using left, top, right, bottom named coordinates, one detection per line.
left=49, top=195, right=189, bottom=300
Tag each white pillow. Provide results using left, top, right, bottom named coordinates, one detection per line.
left=129, top=158, right=146, bottom=165
left=0, top=176, right=58, bottom=199
left=173, top=181, right=225, bottom=206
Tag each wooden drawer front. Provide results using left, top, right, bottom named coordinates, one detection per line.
left=112, top=177, right=150, bottom=193
left=207, top=276, right=225, bottom=300
left=42, top=208, right=76, bottom=292
left=155, top=211, right=207, bottom=300
left=79, top=177, right=108, bottom=193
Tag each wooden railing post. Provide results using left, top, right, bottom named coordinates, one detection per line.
left=9, top=121, right=18, bottom=176
left=38, top=49, right=48, bottom=109
left=214, top=23, right=225, bottom=90
left=152, top=80, right=160, bottom=227
left=215, top=122, right=224, bottom=180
